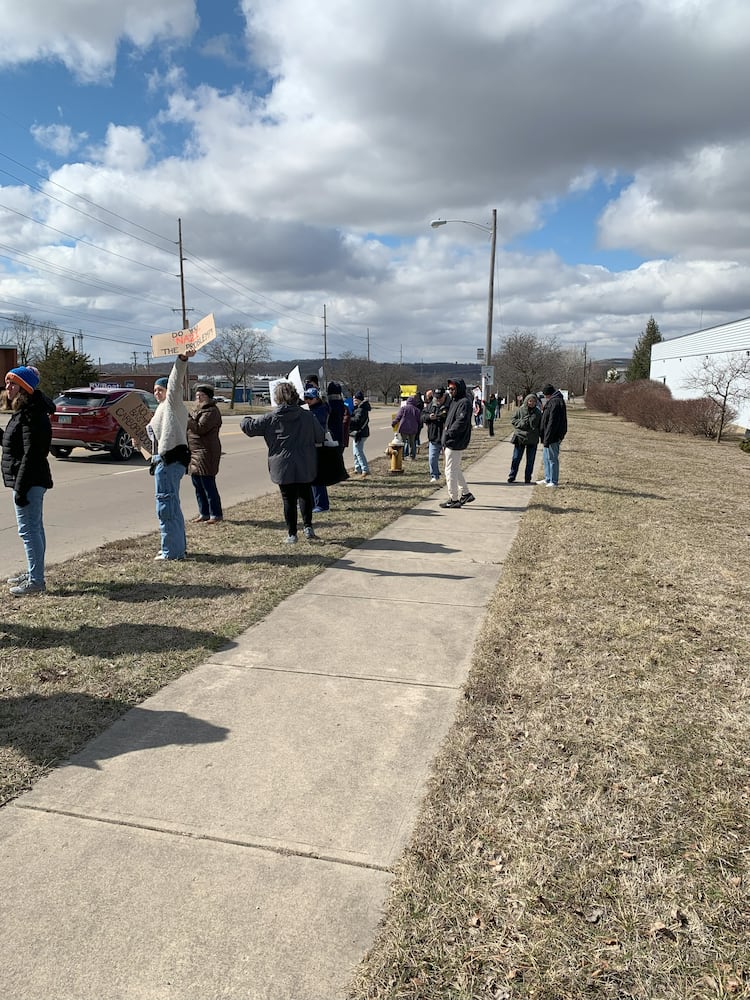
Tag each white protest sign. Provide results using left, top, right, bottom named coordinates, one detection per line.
left=150, top=313, right=217, bottom=358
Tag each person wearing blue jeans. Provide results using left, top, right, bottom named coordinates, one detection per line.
left=153, top=457, right=187, bottom=558
left=422, top=386, right=449, bottom=483
left=2, top=365, right=55, bottom=596
left=349, top=391, right=371, bottom=476
left=148, top=350, right=194, bottom=559
left=537, top=383, right=567, bottom=488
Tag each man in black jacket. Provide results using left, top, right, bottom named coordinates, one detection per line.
left=439, top=378, right=474, bottom=509
left=537, top=382, right=567, bottom=488
left=422, top=386, right=449, bottom=483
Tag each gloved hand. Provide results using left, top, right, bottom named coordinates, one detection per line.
left=14, top=493, right=29, bottom=507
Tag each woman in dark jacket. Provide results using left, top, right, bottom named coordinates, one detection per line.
left=2, top=366, right=55, bottom=595
left=507, top=394, right=542, bottom=484
left=240, top=381, right=325, bottom=544
left=187, top=384, right=223, bottom=523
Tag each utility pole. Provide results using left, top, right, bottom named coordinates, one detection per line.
left=132, top=351, right=138, bottom=370
left=367, top=327, right=371, bottom=362
left=582, top=342, right=588, bottom=395
left=178, top=218, right=189, bottom=329
left=144, top=351, right=151, bottom=372
left=322, top=304, right=328, bottom=362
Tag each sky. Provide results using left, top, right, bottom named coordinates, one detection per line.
left=1, top=0, right=750, bottom=367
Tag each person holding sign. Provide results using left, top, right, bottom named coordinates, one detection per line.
left=148, top=349, right=194, bottom=560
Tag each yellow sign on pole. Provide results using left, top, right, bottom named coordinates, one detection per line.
left=150, top=313, right=217, bottom=358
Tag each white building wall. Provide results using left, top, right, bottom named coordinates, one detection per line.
left=650, top=316, right=750, bottom=430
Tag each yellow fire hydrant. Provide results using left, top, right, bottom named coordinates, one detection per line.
left=386, top=435, right=405, bottom=474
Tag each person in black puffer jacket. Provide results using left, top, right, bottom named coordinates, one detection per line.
left=440, top=378, right=474, bottom=508
left=2, top=366, right=55, bottom=595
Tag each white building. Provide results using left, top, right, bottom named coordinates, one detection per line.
left=650, top=316, right=750, bottom=430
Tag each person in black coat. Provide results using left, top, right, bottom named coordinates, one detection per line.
left=538, top=383, right=568, bottom=487
left=240, top=381, right=324, bottom=544
left=439, top=378, right=474, bottom=508
left=2, top=366, right=55, bottom=595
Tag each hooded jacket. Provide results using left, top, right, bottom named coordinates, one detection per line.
left=511, top=395, right=542, bottom=446
left=540, top=390, right=568, bottom=446
left=393, top=397, right=421, bottom=435
left=349, top=398, right=371, bottom=441
left=441, top=379, right=472, bottom=451
left=241, top=403, right=325, bottom=484
left=1, top=388, right=55, bottom=502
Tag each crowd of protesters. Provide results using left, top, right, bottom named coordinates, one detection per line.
left=2, top=357, right=567, bottom=593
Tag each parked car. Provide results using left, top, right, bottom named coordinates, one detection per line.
left=213, top=395, right=230, bottom=403
left=50, top=387, right=158, bottom=460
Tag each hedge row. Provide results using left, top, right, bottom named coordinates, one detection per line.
left=584, top=380, right=733, bottom=437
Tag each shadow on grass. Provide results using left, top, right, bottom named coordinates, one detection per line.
left=564, top=482, right=666, bottom=500
left=2, top=621, right=228, bottom=655
left=1, top=694, right=229, bottom=770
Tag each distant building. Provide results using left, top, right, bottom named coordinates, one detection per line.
left=650, top=316, right=750, bottom=430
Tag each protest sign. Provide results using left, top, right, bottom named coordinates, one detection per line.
left=108, top=392, right=154, bottom=459
left=150, top=313, right=217, bottom=358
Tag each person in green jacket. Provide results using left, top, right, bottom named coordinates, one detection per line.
left=484, top=393, right=498, bottom=436
left=507, top=394, right=542, bottom=484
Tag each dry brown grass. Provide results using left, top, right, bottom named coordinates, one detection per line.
left=0, top=434, right=494, bottom=807
left=348, top=410, right=750, bottom=1000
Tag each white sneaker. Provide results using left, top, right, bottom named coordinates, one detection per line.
left=430, top=477, right=439, bottom=484
left=303, top=526, right=317, bottom=540
left=536, top=478, right=548, bottom=485
left=284, top=534, right=298, bottom=545
left=545, top=481, right=558, bottom=488
left=7, top=571, right=28, bottom=585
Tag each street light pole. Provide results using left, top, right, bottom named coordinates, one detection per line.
left=431, top=210, right=498, bottom=404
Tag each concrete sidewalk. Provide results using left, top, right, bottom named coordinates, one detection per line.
left=0, top=443, right=532, bottom=1000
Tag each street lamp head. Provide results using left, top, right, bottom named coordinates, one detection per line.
left=430, top=219, right=447, bottom=229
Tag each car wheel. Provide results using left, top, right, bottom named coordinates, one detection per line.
left=50, top=446, right=72, bottom=459
left=111, top=428, right=135, bottom=461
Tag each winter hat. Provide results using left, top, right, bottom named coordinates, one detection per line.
left=195, top=384, right=214, bottom=398
left=542, top=383, right=555, bottom=396
left=435, top=386, right=445, bottom=396
left=6, top=366, right=40, bottom=394
left=354, top=390, right=364, bottom=400
left=304, top=387, right=320, bottom=399
left=326, top=381, right=341, bottom=395
left=154, top=377, right=169, bottom=388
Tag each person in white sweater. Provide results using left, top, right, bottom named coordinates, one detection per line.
left=147, top=348, right=194, bottom=560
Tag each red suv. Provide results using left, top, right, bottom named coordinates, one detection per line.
left=50, top=387, right=158, bottom=460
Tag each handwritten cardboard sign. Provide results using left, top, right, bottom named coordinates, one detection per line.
left=108, top=391, right=154, bottom=459
left=150, top=313, right=217, bottom=358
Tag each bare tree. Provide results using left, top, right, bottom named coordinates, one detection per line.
left=205, top=324, right=270, bottom=409
left=495, top=329, right=564, bottom=400
left=683, top=351, right=750, bottom=443
left=1, top=314, right=67, bottom=364
left=333, top=352, right=377, bottom=397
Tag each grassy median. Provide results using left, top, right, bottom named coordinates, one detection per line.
left=348, top=410, right=750, bottom=1000
left=0, top=433, right=494, bottom=807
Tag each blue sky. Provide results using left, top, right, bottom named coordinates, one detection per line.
left=1, top=0, right=750, bottom=366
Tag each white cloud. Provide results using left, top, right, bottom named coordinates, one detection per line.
left=2, top=0, right=750, bottom=364
left=0, top=0, right=197, bottom=81
left=31, top=123, right=88, bottom=156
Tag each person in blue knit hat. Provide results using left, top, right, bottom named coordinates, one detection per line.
left=2, top=366, right=56, bottom=595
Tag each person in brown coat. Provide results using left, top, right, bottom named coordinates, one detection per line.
left=187, top=384, right=223, bottom=523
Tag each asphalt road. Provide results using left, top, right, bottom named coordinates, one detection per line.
left=0, top=409, right=399, bottom=569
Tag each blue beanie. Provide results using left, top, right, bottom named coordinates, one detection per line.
left=154, top=377, right=169, bottom=388
left=7, top=366, right=40, bottom=394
